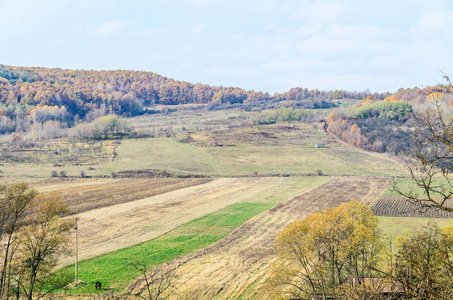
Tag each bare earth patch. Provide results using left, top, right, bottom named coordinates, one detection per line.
left=128, top=176, right=389, bottom=299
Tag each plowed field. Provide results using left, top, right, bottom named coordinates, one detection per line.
left=371, top=195, right=453, bottom=218
left=34, top=177, right=210, bottom=214
left=128, top=176, right=389, bottom=299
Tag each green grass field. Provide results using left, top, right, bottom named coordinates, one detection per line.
left=97, top=137, right=404, bottom=177
left=383, top=176, right=453, bottom=197
left=61, top=203, right=282, bottom=293
left=378, top=216, right=453, bottom=241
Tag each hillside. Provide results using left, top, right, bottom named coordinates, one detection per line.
left=0, top=64, right=383, bottom=137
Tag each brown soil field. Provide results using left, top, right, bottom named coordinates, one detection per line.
left=128, top=176, right=389, bottom=300
left=371, top=195, right=453, bottom=218
left=34, top=177, right=210, bottom=214
left=57, top=177, right=310, bottom=266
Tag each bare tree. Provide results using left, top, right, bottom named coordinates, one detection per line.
left=393, top=73, right=453, bottom=212
left=14, top=193, right=73, bottom=300
left=128, top=261, right=175, bottom=300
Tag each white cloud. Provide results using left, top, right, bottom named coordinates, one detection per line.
left=182, top=0, right=226, bottom=7
left=261, top=59, right=336, bottom=71
left=297, top=36, right=358, bottom=54
left=187, top=23, right=206, bottom=35
left=143, top=53, right=165, bottom=66
left=91, top=20, right=126, bottom=37
left=329, top=24, right=394, bottom=39
left=416, top=11, right=453, bottom=30
left=272, top=42, right=292, bottom=51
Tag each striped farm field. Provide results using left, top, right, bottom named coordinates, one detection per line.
left=371, top=196, right=453, bottom=218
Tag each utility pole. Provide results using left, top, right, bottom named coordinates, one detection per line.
left=75, top=218, right=78, bottom=285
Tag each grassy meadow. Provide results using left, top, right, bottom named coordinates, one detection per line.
left=378, top=216, right=453, bottom=242
left=102, top=136, right=404, bottom=177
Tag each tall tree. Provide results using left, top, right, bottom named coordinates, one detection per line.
left=393, top=76, right=453, bottom=212
left=0, top=182, right=37, bottom=299
left=271, top=201, right=384, bottom=299
left=14, top=192, right=73, bottom=300
left=391, top=223, right=453, bottom=298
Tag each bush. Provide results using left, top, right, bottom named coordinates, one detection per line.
left=355, top=100, right=412, bottom=121
left=69, top=115, right=133, bottom=140
left=50, top=170, right=58, bottom=177
left=253, top=107, right=312, bottom=125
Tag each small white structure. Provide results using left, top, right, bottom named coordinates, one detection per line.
left=315, top=143, right=326, bottom=148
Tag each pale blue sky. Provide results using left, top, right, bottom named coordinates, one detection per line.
left=1, top=0, right=453, bottom=93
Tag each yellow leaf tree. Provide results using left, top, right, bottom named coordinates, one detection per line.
left=271, top=201, right=384, bottom=299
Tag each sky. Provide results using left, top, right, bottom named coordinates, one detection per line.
left=1, top=0, right=453, bottom=94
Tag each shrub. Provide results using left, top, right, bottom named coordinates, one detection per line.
left=69, top=115, right=133, bottom=140
left=355, top=100, right=412, bottom=121
left=253, top=107, right=312, bottom=125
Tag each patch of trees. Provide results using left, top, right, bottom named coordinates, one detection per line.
left=0, top=65, right=350, bottom=118
left=272, top=201, right=453, bottom=299
left=326, top=95, right=420, bottom=154
left=208, top=97, right=337, bottom=112
left=392, top=84, right=453, bottom=103
left=252, top=107, right=313, bottom=125
left=328, top=90, right=453, bottom=157
left=0, top=182, right=73, bottom=300
left=355, top=100, right=412, bottom=121
left=69, top=115, right=133, bottom=140
left=275, top=87, right=390, bottom=102
left=328, top=116, right=415, bottom=154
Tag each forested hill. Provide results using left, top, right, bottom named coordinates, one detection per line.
left=0, top=65, right=383, bottom=120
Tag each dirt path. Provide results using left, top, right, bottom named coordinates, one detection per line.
left=129, top=176, right=389, bottom=299
left=59, top=177, right=306, bottom=266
